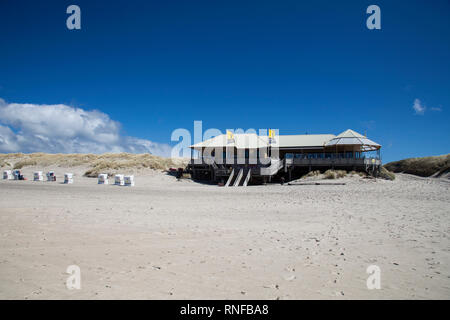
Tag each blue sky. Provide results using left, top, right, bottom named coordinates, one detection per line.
left=0, top=0, right=449, bottom=162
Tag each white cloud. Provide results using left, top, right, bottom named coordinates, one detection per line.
left=0, top=98, right=172, bottom=156
left=412, top=98, right=426, bottom=115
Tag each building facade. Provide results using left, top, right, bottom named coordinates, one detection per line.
left=188, top=129, right=381, bottom=185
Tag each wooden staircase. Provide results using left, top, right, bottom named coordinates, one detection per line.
left=225, top=168, right=251, bottom=187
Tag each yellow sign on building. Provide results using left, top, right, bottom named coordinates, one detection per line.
left=226, top=130, right=234, bottom=141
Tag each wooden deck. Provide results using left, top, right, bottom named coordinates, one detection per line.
left=188, top=157, right=382, bottom=182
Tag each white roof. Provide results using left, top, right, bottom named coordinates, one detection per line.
left=190, top=129, right=380, bottom=151
left=336, top=129, right=365, bottom=138
left=278, top=134, right=336, bottom=148
left=325, top=129, right=381, bottom=150
left=190, top=133, right=270, bottom=149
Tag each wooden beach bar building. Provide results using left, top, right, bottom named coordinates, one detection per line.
left=188, top=129, right=381, bottom=186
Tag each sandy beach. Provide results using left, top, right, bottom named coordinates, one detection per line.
left=0, top=166, right=449, bottom=299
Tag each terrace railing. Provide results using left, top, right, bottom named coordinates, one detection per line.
left=285, top=157, right=381, bottom=167
left=190, top=156, right=271, bottom=166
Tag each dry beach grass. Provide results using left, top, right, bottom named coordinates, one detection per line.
left=384, top=154, right=450, bottom=178
left=0, top=153, right=188, bottom=177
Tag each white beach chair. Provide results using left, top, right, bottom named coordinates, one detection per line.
left=13, top=170, right=21, bottom=180
left=46, top=171, right=56, bottom=181
left=124, top=175, right=134, bottom=186
left=114, top=174, right=124, bottom=186
left=98, top=173, right=108, bottom=184
left=3, top=170, right=13, bottom=180
left=34, top=171, right=44, bottom=181
left=64, top=173, right=73, bottom=184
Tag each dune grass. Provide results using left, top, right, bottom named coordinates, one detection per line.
left=384, top=154, right=449, bottom=177
left=0, top=160, right=11, bottom=168
left=299, top=169, right=396, bottom=181
left=0, top=153, right=188, bottom=177
left=379, top=167, right=396, bottom=180
left=323, top=169, right=347, bottom=179
left=349, top=170, right=367, bottom=177
left=301, top=169, right=367, bottom=180
left=301, top=170, right=321, bottom=179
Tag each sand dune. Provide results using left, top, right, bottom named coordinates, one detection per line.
left=0, top=153, right=188, bottom=178
left=0, top=164, right=449, bottom=299
left=384, top=154, right=449, bottom=178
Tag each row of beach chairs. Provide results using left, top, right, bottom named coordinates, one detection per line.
left=3, top=170, right=134, bottom=186
left=97, top=173, right=134, bottom=186
left=2, top=170, right=73, bottom=183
